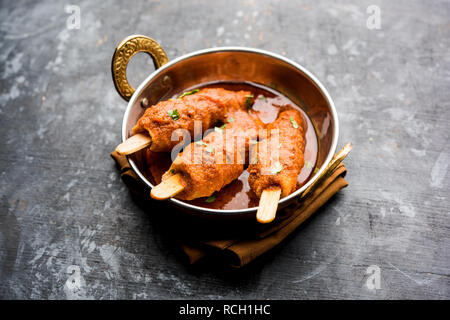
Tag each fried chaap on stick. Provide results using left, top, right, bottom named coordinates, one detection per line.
left=151, top=102, right=263, bottom=201
left=247, top=109, right=306, bottom=223
left=115, top=88, right=252, bottom=154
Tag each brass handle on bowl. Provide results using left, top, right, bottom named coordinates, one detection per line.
left=300, top=142, right=353, bottom=199
left=111, top=35, right=169, bottom=101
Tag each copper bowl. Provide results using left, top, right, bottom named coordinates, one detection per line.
left=112, top=35, right=347, bottom=219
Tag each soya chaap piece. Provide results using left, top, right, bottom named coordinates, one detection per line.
left=248, top=109, right=306, bottom=197
left=116, top=88, right=252, bottom=154
left=152, top=107, right=263, bottom=201
left=247, top=109, right=306, bottom=222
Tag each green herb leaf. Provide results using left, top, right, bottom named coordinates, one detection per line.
left=205, top=146, right=214, bottom=153
left=205, top=195, right=215, bottom=203
left=228, top=117, right=235, bottom=123
left=168, top=109, right=180, bottom=120
left=178, top=89, right=199, bottom=99
left=305, top=160, right=313, bottom=169
left=259, top=96, right=267, bottom=102
left=290, top=116, right=299, bottom=129
left=220, top=123, right=228, bottom=129
left=271, top=162, right=283, bottom=174
left=195, top=141, right=208, bottom=147
left=245, top=93, right=254, bottom=108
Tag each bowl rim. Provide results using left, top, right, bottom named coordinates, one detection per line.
left=122, top=46, right=339, bottom=215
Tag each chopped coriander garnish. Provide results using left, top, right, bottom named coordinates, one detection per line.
left=195, top=141, right=213, bottom=153
left=259, top=96, right=267, bottom=102
left=305, top=160, right=313, bottom=169
left=168, top=109, right=180, bottom=120
left=220, top=123, right=227, bottom=129
left=178, top=89, right=199, bottom=99
left=271, top=162, right=283, bottom=174
left=205, top=195, right=215, bottom=203
left=290, top=116, right=299, bottom=129
left=228, top=117, right=235, bottom=123
left=245, top=94, right=254, bottom=107
left=205, top=146, right=214, bottom=153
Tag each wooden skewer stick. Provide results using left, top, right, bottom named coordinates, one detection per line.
left=115, top=133, right=152, bottom=155
left=256, top=188, right=282, bottom=224
left=150, top=173, right=185, bottom=200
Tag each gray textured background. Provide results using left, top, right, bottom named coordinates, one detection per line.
left=0, top=0, right=449, bottom=299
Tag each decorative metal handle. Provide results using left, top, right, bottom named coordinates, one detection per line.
left=300, top=142, right=353, bottom=199
left=111, top=35, right=169, bottom=101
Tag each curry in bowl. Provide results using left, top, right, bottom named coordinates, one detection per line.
left=128, top=81, right=318, bottom=212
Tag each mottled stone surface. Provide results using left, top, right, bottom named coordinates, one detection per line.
left=0, top=0, right=449, bottom=299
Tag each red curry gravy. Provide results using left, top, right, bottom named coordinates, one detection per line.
left=138, top=82, right=318, bottom=210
